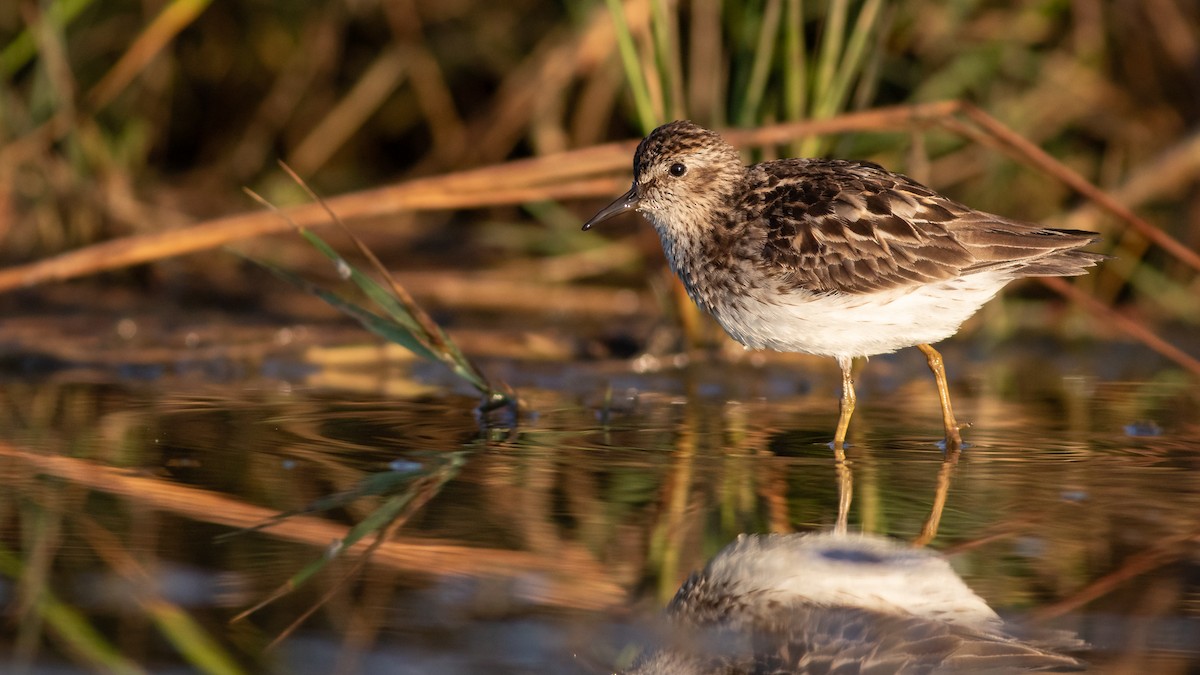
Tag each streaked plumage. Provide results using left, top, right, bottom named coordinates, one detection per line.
left=622, top=533, right=1086, bottom=674
left=584, top=121, right=1104, bottom=448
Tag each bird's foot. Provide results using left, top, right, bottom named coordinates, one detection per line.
left=940, top=421, right=971, bottom=453
left=937, top=437, right=968, bottom=453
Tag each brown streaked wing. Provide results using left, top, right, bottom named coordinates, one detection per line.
left=949, top=210, right=1106, bottom=278
left=771, top=606, right=1086, bottom=674
left=743, top=159, right=978, bottom=295
left=652, top=601, right=1087, bottom=674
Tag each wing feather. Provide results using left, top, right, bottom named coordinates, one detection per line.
left=733, top=159, right=1101, bottom=295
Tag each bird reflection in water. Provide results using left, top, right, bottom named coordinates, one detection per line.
left=622, top=533, right=1085, bottom=674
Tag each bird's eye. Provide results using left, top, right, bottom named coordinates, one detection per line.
left=669, top=162, right=687, bottom=177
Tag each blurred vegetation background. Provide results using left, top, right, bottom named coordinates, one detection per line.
left=2, top=5, right=1199, bottom=671
left=1, top=0, right=1198, bottom=337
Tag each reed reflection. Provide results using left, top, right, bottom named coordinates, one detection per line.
left=832, top=445, right=958, bottom=547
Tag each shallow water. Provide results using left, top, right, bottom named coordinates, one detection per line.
left=1, top=321, right=1198, bottom=674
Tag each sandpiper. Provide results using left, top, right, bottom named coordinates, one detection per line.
left=621, top=533, right=1085, bottom=674
left=584, top=120, right=1103, bottom=449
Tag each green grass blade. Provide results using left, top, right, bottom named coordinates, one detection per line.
left=292, top=228, right=501, bottom=399
left=245, top=176, right=506, bottom=406
left=254, top=454, right=465, bottom=608
left=296, top=229, right=429, bottom=341
left=0, top=545, right=145, bottom=675
left=800, top=0, right=849, bottom=156
left=281, top=489, right=411, bottom=591
left=822, top=0, right=882, bottom=117
left=735, top=0, right=783, bottom=127
left=650, top=0, right=684, bottom=120
left=147, top=601, right=247, bottom=675
left=242, top=253, right=446, bottom=367
left=218, top=468, right=425, bottom=541
left=800, top=0, right=881, bottom=157
left=783, top=0, right=807, bottom=154
left=606, top=0, right=658, bottom=132
left=813, top=0, right=847, bottom=106
left=1, top=0, right=95, bottom=78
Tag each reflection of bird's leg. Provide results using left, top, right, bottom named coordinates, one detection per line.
left=833, top=356, right=856, bottom=449
left=834, top=449, right=853, bottom=536
left=917, top=343, right=965, bottom=450
left=913, top=452, right=960, bottom=547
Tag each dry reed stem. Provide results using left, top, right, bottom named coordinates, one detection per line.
left=0, top=440, right=624, bottom=611
left=0, top=176, right=625, bottom=292
left=1060, top=127, right=1200, bottom=231
left=1031, top=529, right=1200, bottom=621
left=490, top=240, right=644, bottom=282
left=462, top=2, right=642, bottom=164
left=958, top=103, right=1200, bottom=274
left=398, top=271, right=651, bottom=316
left=0, top=101, right=981, bottom=293
left=397, top=44, right=467, bottom=168
left=86, top=1, right=214, bottom=110
left=378, top=0, right=467, bottom=171
left=288, top=47, right=409, bottom=176
left=939, top=516, right=1040, bottom=557
left=223, top=13, right=340, bottom=181
left=75, top=514, right=243, bottom=669
left=1040, top=276, right=1200, bottom=377
left=2, top=100, right=1196, bottom=376
left=11, top=98, right=1189, bottom=291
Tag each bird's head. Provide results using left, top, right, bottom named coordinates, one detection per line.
left=583, top=120, right=744, bottom=234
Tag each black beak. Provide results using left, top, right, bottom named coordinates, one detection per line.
left=582, top=184, right=639, bottom=231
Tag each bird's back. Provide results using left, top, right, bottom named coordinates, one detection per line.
left=623, top=534, right=1086, bottom=675
left=724, top=158, right=1103, bottom=298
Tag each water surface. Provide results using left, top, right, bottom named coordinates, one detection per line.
left=1, top=321, right=1197, bottom=674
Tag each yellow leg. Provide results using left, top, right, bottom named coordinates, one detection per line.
left=917, top=343, right=964, bottom=450
left=912, top=453, right=959, bottom=548
left=833, top=356, right=856, bottom=450
left=834, top=451, right=852, bottom=536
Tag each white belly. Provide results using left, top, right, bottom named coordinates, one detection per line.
left=710, top=272, right=1012, bottom=358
